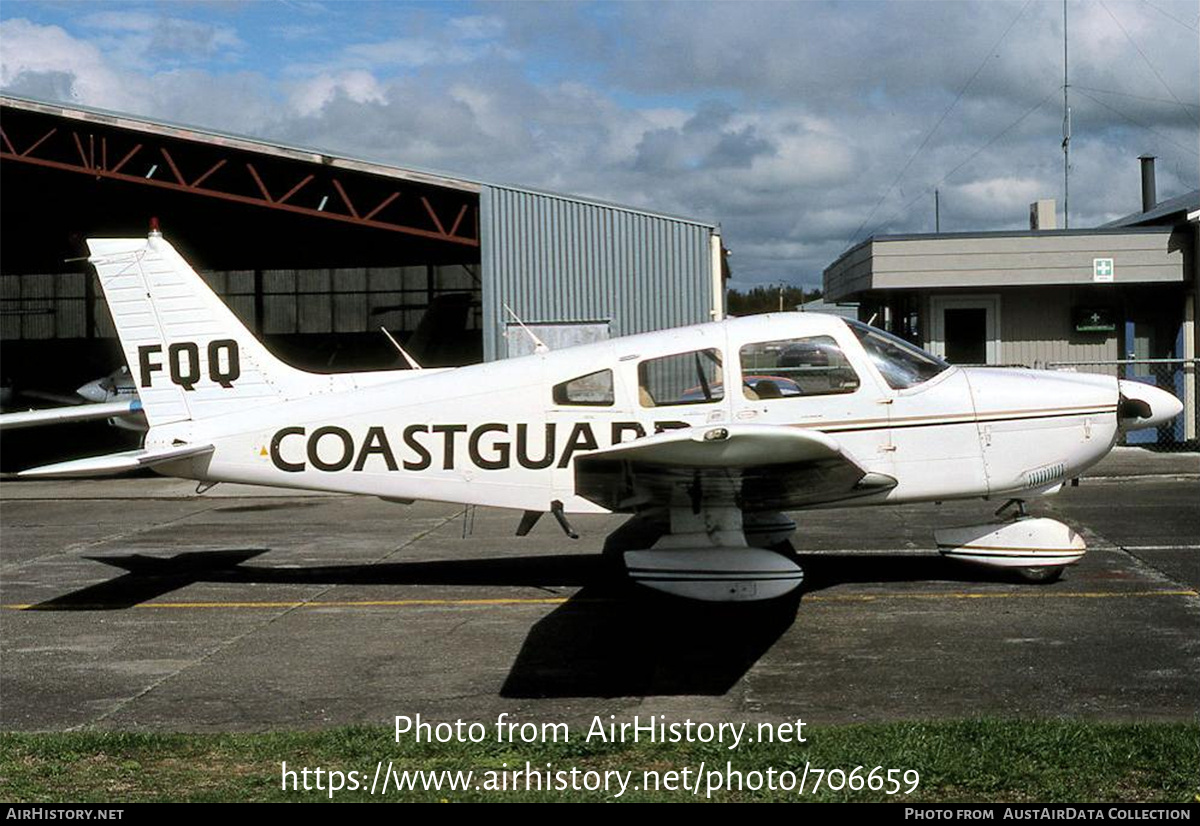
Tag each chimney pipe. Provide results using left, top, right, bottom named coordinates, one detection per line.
left=1138, top=154, right=1157, bottom=213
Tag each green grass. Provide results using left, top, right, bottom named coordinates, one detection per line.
left=1, top=720, right=1197, bottom=802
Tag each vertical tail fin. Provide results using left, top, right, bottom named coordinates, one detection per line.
left=88, top=230, right=320, bottom=426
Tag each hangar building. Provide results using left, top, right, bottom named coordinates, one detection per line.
left=0, top=94, right=724, bottom=468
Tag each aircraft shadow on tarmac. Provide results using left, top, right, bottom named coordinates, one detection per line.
left=28, top=540, right=1020, bottom=698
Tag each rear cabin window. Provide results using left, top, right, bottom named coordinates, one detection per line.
left=638, top=349, right=724, bottom=407
left=553, top=369, right=614, bottom=406
left=739, top=337, right=860, bottom=398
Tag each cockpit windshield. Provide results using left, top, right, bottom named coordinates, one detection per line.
left=845, top=319, right=949, bottom=390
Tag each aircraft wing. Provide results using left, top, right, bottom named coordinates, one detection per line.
left=573, top=423, right=895, bottom=513
left=0, top=400, right=143, bottom=431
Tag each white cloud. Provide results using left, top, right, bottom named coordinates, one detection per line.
left=0, top=18, right=141, bottom=109
left=446, top=15, right=506, bottom=41
left=312, top=14, right=516, bottom=74
left=953, top=176, right=1048, bottom=216
left=288, top=70, right=387, bottom=116
left=79, top=11, right=160, bottom=33
left=0, top=2, right=1195, bottom=289
left=77, top=10, right=243, bottom=70
left=345, top=39, right=453, bottom=68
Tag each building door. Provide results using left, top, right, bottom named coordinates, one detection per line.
left=1122, top=317, right=1184, bottom=446
left=929, top=295, right=1000, bottom=365
left=505, top=321, right=610, bottom=358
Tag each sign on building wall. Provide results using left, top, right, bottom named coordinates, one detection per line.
left=1092, top=258, right=1115, bottom=282
left=1072, top=307, right=1116, bottom=333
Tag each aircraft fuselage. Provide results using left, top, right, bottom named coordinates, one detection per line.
left=144, top=312, right=1132, bottom=515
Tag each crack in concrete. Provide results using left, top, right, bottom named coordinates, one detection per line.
left=1, top=503, right=221, bottom=575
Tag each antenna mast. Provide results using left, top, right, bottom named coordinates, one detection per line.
left=1062, top=0, right=1070, bottom=229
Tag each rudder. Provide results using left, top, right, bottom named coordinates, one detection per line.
left=88, top=229, right=321, bottom=426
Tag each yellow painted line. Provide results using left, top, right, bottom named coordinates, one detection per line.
left=2, top=589, right=1196, bottom=611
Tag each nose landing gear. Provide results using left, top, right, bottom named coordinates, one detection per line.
left=935, top=497, right=1083, bottom=585
left=994, top=498, right=1029, bottom=519
left=1013, top=564, right=1065, bottom=584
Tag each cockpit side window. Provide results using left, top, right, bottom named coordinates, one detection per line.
left=638, top=349, right=724, bottom=407
left=553, top=369, right=614, bottom=406
left=846, top=319, right=949, bottom=390
left=739, top=337, right=860, bottom=399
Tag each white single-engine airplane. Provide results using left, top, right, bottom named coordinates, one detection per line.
left=16, top=229, right=1183, bottom=601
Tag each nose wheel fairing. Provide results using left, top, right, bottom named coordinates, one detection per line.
left=934, top=516, right=1086, bottom=571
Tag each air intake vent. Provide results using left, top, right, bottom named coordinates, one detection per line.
left=1023, top=463, right=1066, bottom=489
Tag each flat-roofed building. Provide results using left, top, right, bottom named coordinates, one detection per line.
left=823, top=159, right=1198, bottom=448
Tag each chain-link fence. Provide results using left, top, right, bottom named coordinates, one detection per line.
left=1045, top=359, right=1199, bottom=452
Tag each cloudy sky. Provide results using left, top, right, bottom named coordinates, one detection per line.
left=1, top=0, right=1197, bottom=289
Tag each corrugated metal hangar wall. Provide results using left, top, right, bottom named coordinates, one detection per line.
left=481, top=185, right=721, bottom=361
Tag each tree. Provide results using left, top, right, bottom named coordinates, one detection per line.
left=726, top=284, right=821, bottom=316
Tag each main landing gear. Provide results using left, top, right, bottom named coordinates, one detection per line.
left=622, top=507, right=804, bottom=603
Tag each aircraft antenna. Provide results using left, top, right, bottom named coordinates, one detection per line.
left=503, top=304, right=550, bottom=353
left=1062, top=0, right=1070, bottom=229
left=379, top=327, right=422, bottom=370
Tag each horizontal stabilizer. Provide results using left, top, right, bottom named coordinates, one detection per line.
left=17, top=443, right=213, bottom=479
left=0, top=400, right=142, bottom=431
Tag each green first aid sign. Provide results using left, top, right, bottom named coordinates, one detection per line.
left=1093, top=258, right=1114, bottom=282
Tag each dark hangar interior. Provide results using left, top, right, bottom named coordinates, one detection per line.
left=0, top=96, right=485, bottom=469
